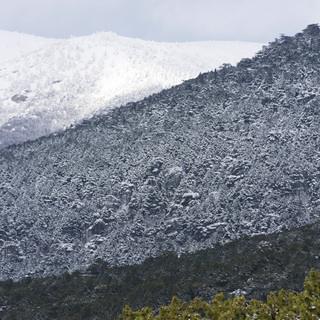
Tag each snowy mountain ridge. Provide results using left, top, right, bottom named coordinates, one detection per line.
left=0, top=30, right=263, bottom=148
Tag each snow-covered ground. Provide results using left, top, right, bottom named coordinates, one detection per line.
left=0, top=30, right=264, bottom=148
left=0, top=30, right=59, bottom=64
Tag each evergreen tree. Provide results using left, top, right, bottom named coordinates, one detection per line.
left=120, top=269, right=320, bottom=319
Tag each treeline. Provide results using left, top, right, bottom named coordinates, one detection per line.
left=120, top=269, right=320, bottom=319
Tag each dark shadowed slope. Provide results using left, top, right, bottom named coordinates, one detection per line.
left=1, top=221, right=320, bottom=319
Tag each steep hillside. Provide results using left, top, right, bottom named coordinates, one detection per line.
left=0, top=31, right=263, bottom=148
left=0, top=24, right=320, bottom=280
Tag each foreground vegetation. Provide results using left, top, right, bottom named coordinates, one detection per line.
left=120, top=269, right=320, bottom=319
left=0, top=223, right=320, bottom=319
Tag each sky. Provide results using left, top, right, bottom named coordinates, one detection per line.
left=1, top=0, right=320, bottom=42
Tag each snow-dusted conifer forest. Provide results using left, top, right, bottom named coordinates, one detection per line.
left=0, top=24, right=320, bottom=280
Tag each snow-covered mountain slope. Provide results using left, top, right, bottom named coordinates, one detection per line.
left=0, top=31, right=263, bottom=148
left=0, top=24, right=319, bottom=281
left=0, top=30, right=58, bottom=64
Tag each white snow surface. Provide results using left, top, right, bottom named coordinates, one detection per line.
left=0, top=30, right=59, bottom=64
left=0, top=31, right=264, bottom=148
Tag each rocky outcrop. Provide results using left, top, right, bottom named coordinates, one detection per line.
left=11, top=94, right=27, bottom=103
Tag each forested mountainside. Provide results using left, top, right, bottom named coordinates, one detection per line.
left=1, top=222, right=320, bottom=319
left=0, top=24, right=320, bottom=280
left=0, top=30, right=262, bottom=149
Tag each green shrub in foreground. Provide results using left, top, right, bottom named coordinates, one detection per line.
left=119, top=268, right=320, bottom=319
